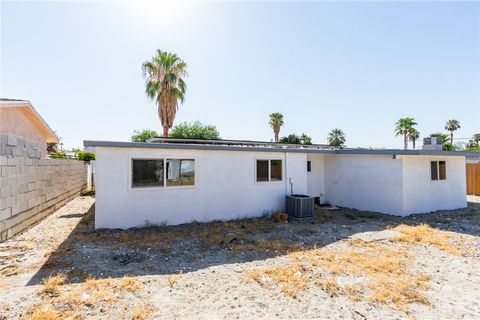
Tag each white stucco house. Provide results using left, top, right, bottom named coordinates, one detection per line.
left=84, top=138, right=474, bottom=229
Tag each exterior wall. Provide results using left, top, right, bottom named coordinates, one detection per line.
left=324, top=154, right=404, bottom=215
left=0, top=108, right=48, bottom=157
left=95, top=147, right=308, bottom=229
left=306, top=154, right=325, bottom=199
left=0, top=134, right=87, bottom=241
left=402, top=155, right=466, bottom=214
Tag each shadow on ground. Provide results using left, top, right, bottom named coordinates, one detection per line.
left=27, top=199, right=480, bottom=286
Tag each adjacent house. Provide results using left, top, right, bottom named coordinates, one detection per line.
left=84, top=138, right=474, bottom=229
left=0, top=98, right=58, bottom=158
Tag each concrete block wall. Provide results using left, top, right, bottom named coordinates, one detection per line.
left=0, top=134, right=87, bottom=241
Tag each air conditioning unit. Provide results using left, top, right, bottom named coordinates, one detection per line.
left=422, top=137, right=443, bottom=151
left=286, top=194, right=314, bottom=219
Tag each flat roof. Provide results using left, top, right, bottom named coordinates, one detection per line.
left=83, top=140, right=479, bottom=157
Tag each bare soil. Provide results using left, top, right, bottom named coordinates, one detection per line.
left=0, top=196, right=479, bottom=320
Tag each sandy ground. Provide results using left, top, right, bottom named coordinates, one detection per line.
left=0, top=195, right=479, bottom=320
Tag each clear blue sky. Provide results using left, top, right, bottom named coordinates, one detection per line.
left=1, top=1, right=479, bottom=150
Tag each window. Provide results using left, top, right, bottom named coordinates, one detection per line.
left=132, top=158, right=195, bottom=188
left=256, top=160, right=269, bottom=182
left=271, top=160, right=282, bottom=181
left=307, top=160, right=311, bottom=172
left=132, top=159, right=164, bottom=188
left=166, top=159, right=195, bottom=186
left=431, top=161, right=446, bottom=181
left=256, top=159, right=282, bottom=182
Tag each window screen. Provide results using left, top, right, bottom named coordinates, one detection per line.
left=166, top=159, right=195, bottom=186
left=431, top=161, right=446, bottom=181
left=307, top=161, right=311, bottom=172
left=256, top=160, right=269, bottom=182
left=438, top=161, right=446, bottom=180
left=270, top=160, right=282, bottom=181
left=132, top=159, right=164, bottom=188
left=430, top=161, right=438, bottom=180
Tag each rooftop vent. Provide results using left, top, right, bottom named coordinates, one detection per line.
left=422, top=137, right=443, bottom=151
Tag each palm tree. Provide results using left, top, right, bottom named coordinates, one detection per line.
left=327, top=129, right=346, bottom=147
left=142, top=50, right=187, bottom=137
left=444, top=119, right=460, bottom=145
left=394, top=117, right=417, bottom=150
left=269, top=112, right=284, bottom=142
left=408, top=128, right=420, bottom=149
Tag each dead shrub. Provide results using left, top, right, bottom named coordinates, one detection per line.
left=168, top=275, right=181, bottom=288
left=38, top=274, right=66, bottom=297
left=117, top=276, right=141, bottom=293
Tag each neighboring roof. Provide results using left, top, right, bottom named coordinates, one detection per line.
left=0, top=98, right=58, bottom=143
left=83, top=139, right=480, bottom=157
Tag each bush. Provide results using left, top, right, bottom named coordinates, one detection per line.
left=49, top=151, right=66, bottom=159
left=169, top=121, right=220, bottom=140
left=76, top=151, right=95, bottom=162
left=131, top=129, right=159, bottom=142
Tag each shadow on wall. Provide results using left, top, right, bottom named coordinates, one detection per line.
left=27, top=199, right=480, bottom=286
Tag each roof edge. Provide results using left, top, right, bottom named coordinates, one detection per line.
left=83, top=140, right=478, bottom=156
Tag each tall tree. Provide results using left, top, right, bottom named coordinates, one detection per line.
left=394, top=117, right=417, bottom=150
left=444, top=119, right=461, bottom=145
left=142, top=50, right=187, bottom=137
left=279, top=133, right=312, bottom=145
left=408, top=128, right=420, bottom=150
left=268, top=112, right=284, bottom=142
left=327, top=129, right=346, bottom=147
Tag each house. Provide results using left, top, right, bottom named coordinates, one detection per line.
left=84, top=138, right=475, bottom=229
left=0, top=99, right=58, bottom=158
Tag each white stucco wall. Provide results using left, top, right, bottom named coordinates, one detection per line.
left=402, top=156, right=467, bottom=214
left=306, top=154, right=325, bottom=199
left=95, top=147, right=468, bottom=228
left=95, top=147, right=308, bottom=229
left=324, top=154, right=404, bottom=215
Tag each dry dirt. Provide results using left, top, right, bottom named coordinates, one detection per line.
left=0, top=195, right=479, bottom=320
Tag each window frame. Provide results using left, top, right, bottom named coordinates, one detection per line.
left=430, top=160, right=447, bottom=182
left=255, top=158, right=283, bottom=184
left=129, top=156, right=197, bottom=190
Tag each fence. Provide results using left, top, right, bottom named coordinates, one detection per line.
left=0, top=134, right=87, bottom=241
left=466, top=163, right=480, bottom=196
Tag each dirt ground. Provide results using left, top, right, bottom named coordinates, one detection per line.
left=0, top=196, right=479, bottom=320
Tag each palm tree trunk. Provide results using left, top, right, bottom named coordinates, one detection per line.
left=450, top=132, right=453, bottom=145
left=274, top=132, right=278, bottom=143
left=163, top=126, right=169, bottom=137
left=413, top=139, right=416, bottom=149
left=404, top=134, right=407, bottom=150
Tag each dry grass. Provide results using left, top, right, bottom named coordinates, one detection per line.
left=168, top=275, right=181, bottom=288
left=24, top=306, right=61, bottom=320
left=131, top=304, right=158, bottom=320
left=24, top=305, right=80, bottom=320
left=84, top=276, right=112, bottom=290
left=314, top=278, right=342, bottom=296
left=270, top=239, right=432, bottom=315
left=392, top=224, right=461, bottom=255
left=247, top=264, right=308, bottom=298
left=117, top=276, right=141, bottom=292
left=37, top=274, right=66, bottom=297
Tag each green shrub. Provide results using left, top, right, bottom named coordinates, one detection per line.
left=49, top=151, right=66, bottom=159
left=169, top=121, right=220, bottom=140
left=76, top=151, right=95, bottom=162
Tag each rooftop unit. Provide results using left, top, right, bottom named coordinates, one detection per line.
left=422, top=137, right=443, bottom=151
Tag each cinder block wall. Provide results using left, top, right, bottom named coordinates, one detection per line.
left=0, top=134, right=87, bottom=241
